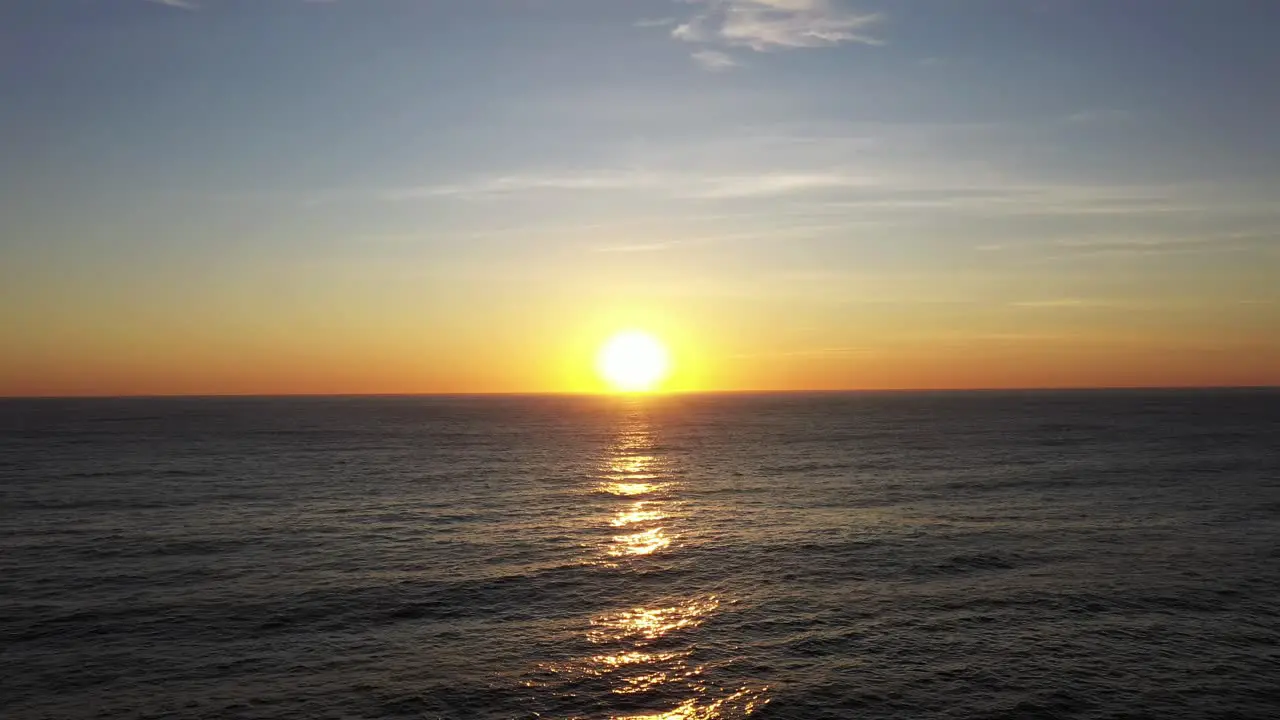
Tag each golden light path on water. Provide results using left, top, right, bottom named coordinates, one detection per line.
left=559, top=402, right=770, bottom=720
left=610, top=503, right=667, bottom=528
left=599, top=439, right=674, bottom=560
left=614, top=689, right=773, bottom=720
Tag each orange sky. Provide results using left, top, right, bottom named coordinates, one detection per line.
left=5, top=296, right=1276, bottom=396
left=5, top=1, right=1280, bottom=397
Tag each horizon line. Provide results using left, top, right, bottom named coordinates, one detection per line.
left=2, top=384, right=1277, bottom=401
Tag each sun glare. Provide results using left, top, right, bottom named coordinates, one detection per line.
left=598, top=331, right=671, bottom=393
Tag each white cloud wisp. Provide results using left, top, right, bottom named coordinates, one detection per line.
left=668, top=0, right=883, bottom=69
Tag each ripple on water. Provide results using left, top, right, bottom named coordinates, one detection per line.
left=5, top=392, right=1277, bottom=719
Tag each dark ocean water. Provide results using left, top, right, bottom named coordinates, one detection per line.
left=2, top=390, right=1279, bottom=720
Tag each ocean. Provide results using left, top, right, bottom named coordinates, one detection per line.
left=2, top=390, right=1278, bottom=719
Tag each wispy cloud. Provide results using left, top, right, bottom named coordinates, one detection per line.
left=809, top=185, right=1207, bottom=219
left=592, top=241, right=684, bottom=253
left=1053, top=232, right=1276, bottom=255
left=691, top=49, right=740, bottom=72
left=980, top=231, right=1280, bottom=264
left=672, top=0, right=883, bottom=53
left=586, top=225, right=844, bottom=254
left=782, top=346, right=878, bottom=357
left=731, top=346, right=880, bottom=359
left=1009, top=298, right=1119, bottom=309
left=695, top=172, right=874, bottom=198
left=384, top=165, right=1280, bottom=244
left=394, top=171, right=666, bottom=199
left=145, top=0, right=339, bottom=9
left=395, top=169, right=876, bottom=201
left=634, top=17, right=678, bottom=28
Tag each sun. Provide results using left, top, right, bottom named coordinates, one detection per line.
left=597, top=331, right=671, bottom=393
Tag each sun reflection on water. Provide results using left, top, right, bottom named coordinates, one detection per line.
left=537, top=404, right=769, bottom=719
left=612, top=687, right=772, bottom=720
left=593, top=422, right=680, bottom=562
left=592, top=650, right=690, bottom=669
left=611, top=454, right=657, bottom=474
left=587, top=596, right=721, bottom=644
left=602, top=481, right=662, bottom=497
left=612, top=502, right=667, bottom=527
left=608, top=527, right=671, bottom=556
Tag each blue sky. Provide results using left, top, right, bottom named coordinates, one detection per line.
left=3, top=0, right=1278, bottom=394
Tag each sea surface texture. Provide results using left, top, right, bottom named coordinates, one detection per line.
left=2, top=391, right=1278, bottom=719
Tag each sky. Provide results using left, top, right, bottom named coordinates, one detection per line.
left=2, top=0, right=1279, bottom=396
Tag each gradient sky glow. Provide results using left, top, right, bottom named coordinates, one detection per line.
left=3, top=0, right=1279, bottom=395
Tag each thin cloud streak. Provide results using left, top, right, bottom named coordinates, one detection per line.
left=671, top=0, right=883, bottom=53
left=692, top=172, right=875, bottom=198
left=587, top=225, right=856, bottom=254
left=392, top=172, right=666, bottom=199
left=389, top=170, right=1275, bottom=227
left=730, top=346, right=880, bottom=359
left=981, top=231, right=1280, bottom=264
left=634, top=17, right=678, bottom=28
left=592, top=241, right=684, bottom=253
left=691, top=49, right=740, bottom=72
left=395, top=170, right=877, bottom=201
left=1010, top=299, right=1120, bottom=309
